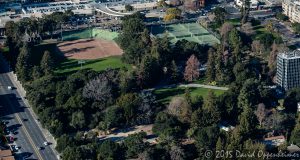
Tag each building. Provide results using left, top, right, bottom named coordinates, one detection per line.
left=22, top=1, right=93, bottom=17
left=184, top=0, right=205, bottom=11
left=287, top=144, right=300, bottom=153
left=263, top=135, right=286, bottom=147
left=169, top=0, right=182, bottom=6
left=276, top=50, right=300, bottom=90
left=235, top=0, right=259, bottom=9
left=282, top=0, right=300, bottom=23
left=0, top=149, right=15, bottom=160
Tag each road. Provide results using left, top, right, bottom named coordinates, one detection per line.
left=0, top=55, right=58, bottom=160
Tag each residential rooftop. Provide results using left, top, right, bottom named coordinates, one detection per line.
left=278, top=50, right=300, bottom=59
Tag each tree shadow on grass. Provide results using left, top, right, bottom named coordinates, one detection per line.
left=154, top=87, right=186, bottom=104
left=55, top=58, right=107, bottom=75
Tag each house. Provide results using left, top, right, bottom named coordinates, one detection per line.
left=0, top=149, right=15, bottom=160
left=287, top=144, right=300, bottom=153
left=218, top=122, right=235, bottom=132
left=263, top=135, right=286, bottom=147
left=169, top=0, right=182, bottom=6
left=184, top=0, right=205, bottom=11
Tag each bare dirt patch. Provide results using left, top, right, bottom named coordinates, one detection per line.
left=57, top=38, right=123, bottom=60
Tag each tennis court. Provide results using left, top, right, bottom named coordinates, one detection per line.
left=149, top=23, right=220, bottom=46
left=62, top=28, right=119, bottom=41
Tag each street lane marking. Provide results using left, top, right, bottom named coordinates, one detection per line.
left=14, top=114, right=44, bottom=160
left=1, top=87, right=44, bottom=160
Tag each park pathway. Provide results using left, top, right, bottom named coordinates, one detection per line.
left=179, top=83, right=229, bottom=91
left=147, top=83, right=229, bottom=91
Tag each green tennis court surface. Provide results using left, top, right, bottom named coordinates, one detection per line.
left=62, top=28, right=119, bottom=41
left=149, top=23, right=220, bottom=45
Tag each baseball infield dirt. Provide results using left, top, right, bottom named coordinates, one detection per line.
left=57, top=38, right=123, bottom=60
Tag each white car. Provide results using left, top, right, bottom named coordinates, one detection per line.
left=11, top=145, right=19, bottom=152
left=7, top=86, right=12, bottom=90
left=43, top=141, right=49, bottom=146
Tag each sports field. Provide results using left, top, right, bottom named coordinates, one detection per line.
left=150, top=23, right=220, bottom=45
left=55, top=56, right=130, bottom=74
left=54, top=28, right=127, bottom=74
left=58, top=38, right=123, bottom=60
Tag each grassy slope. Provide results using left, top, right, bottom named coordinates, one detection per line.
left=154, top=86, right=225, bottom=104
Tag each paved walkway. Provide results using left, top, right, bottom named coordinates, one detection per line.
left=179, top=83, right=229, bottom=91
left=148, top=83, right=229, bottom=91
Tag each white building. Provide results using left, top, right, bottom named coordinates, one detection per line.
left=235, top=0, right=259, bottom=9
left=22, top=1, right=93, bottom=17
left=282, top=0, right=300, bottom=23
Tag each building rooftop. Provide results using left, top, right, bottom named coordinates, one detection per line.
left=0, top=150, right=12, bottom=158
left=288, top=144, right=300, bottom=153
left=278, top=50, right=300, bottom=59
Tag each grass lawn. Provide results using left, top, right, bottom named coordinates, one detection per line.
left=55, top=56, right=130, bottom=74
left=226, top=19, right=241, bottom=26
left=154, top=86, right=225, bottom=104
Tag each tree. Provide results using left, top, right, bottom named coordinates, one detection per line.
left=184, top=54, right=200, bottom=82
left=241, top=0, right=250, bottom=24
left=116, top=93, right=139, bottom=124
left=268, top=43, right=288, bottom=75
left=169, top=60, right=181, bottom=83
left=56, top=134, right=75, bottom=153
left=220, top=22, right=234, bottom=45
left=229, top=28, right=242, bottom=61
left=40, top=50, right=55, bottom=75
left=213, top=7, right=227, bottom=26
left=255, top=103, right=267, bottom=127
left=119, top=69, right=138, bottom=93
left=164, top=8, right=181, bottom=21
left=82, top=74, right=114, bottom=105
left=238, top=107, right=258, bottom=138
left=62, top=146, right=81, bottom=160
left=283, top=88, right=300, bottom=113
left=194, top=125, right=219, bottom=156
left=191, top=92, right=221, bottom=128
left=205, top=48, right=216, bottom=82
left=169, top=144, right=185, bottom=160
left=125, top=4, right=134, bottom=11
left=276, top=12, right=288, bottom=21
left=102, top=106, right=124, bottom=130
left=251, top=40, right=264, bottom=55
left=117, top=13, right=148, bottom=64
left=124, top=132, right=148, bottom=158
left=32, top=66, right=43, bottom=80
left=290, top=116, right=300, bottom=146
left=237, top=79, right=260, bottom=110
left=152, top=112, right=183, bottom=140
left=265, top=20, right=275, bottom=33
left=70, top=111, right=86, bottom=129
left=167, top=97, right=192, bottom=123
left=137, top=55, right=161, bottom=88
left=135, top=91, right=159, bottom=124
left=97, top=140, right=123, bottom=160
left=215, top=137, right=223, bottom=151
left=241, top=22, right=255, bottom=36
left=16, top=43, right=31, bottom=82
left=292, top=23, right=300, bottom=34
left=200, top=91, right=221, bottom=124
left=242, top=139, right=265, bottom=160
